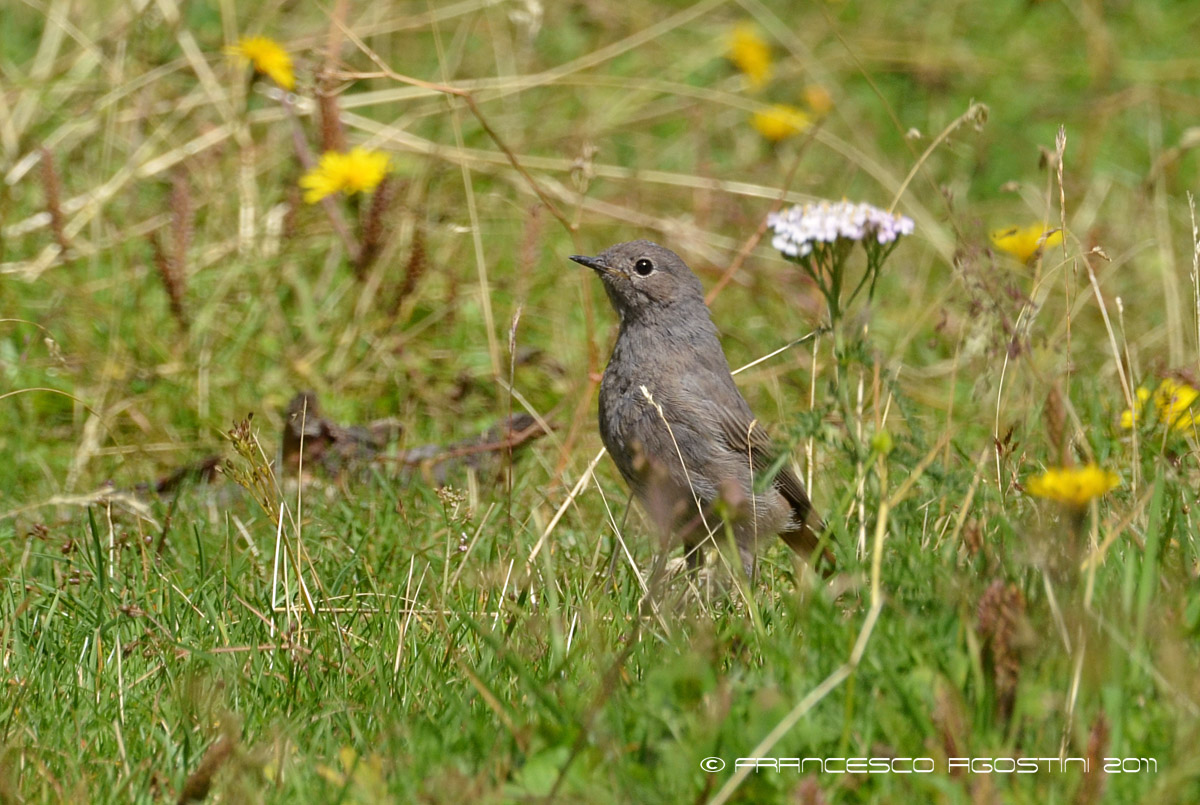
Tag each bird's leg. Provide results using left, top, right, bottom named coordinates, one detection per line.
left=738, top=544, right=757, bottom=581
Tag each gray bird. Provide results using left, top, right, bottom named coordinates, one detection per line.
left=571, top=240, right=832, bottom=577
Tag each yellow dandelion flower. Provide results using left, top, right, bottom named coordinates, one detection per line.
left=752, top=104, right=811, bottom=143
left=299, top=147, right=391, bottom=204
left=727, top=22, right=772, bottom=90
left=990, top=223, right=1063, bottom=263
left=1026, top=464, right=1119, bottom=508
left=1119, top=386, right=1152, bottom=429
left=1153, top=377, right=1199, bottom=428
left=1123, top=377, right=1200, bottom=430
left=803, top=85, right=834, bottom=117
left=227, top=36, right=295, bottom=90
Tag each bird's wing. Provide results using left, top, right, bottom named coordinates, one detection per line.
left=664, top=366, right=833, bottom=568
left=710, top=404, right=810, bottom=513
left=705, top=394, right=833, bottom=569
left=668, top=369, right=806, bottom=504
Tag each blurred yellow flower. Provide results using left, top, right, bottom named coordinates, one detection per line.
left=1119, top=386, right=1151, bottom=429
left=1120, top=377, right=1199, bottom=430
left=803, top=85, right=834, bottom=117
left=1158, top=378, right=1200, bottom=428
left=299, top=147, right=391, bottom=203
left=990, top=223, right=1063, bottom=263
left=227, top=36, right=295, bottom=90
left=727, top=23, right=772, bottom=90
left=1026, top=464, right=1119, bottom=508
left=752, top=104, right=811, bottom=142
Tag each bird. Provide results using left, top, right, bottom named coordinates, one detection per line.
left=570, top=240, right=832, bottom=577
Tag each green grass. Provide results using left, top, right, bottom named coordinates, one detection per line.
left=3, top=0, right=1200, bottom=802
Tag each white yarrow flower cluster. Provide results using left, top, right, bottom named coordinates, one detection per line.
left=768, top=200, right=915, bottom=258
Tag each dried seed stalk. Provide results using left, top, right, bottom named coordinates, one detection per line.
left=38, top=147, right=69, bottom=253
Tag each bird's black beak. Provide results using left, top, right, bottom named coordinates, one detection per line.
left=570, top=254, right=610, bottom=275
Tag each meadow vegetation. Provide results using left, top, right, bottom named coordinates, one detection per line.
left=2, top=0, right=1199, bottom=802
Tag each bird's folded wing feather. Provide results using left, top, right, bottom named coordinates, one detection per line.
left=711, top=401, right=833, bottom=568
left=710, top=405, right=810, bottom=511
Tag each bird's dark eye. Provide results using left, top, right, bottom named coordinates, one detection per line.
left=634, top=258, right=654, bottom=276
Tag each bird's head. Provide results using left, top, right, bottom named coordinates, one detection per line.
left=570, top=240, right=707, bottom=321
